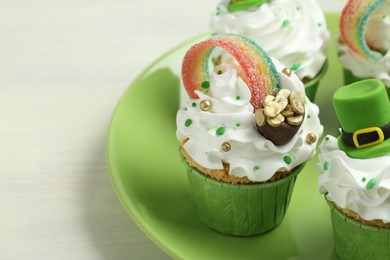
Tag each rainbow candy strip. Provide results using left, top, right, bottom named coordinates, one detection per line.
left=182, top=34, right=280, bottom=110
left=340, top=0, right=386, bottom=60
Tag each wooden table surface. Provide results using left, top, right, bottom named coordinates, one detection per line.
left=0, top=1, right=345, bottom=259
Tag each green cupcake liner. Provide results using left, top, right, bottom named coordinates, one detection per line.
left=182, top=153, right=305, bottom=236
left=304, top=60, right=328, bottom=102
left=343, top=68, right=390, bottom=97
left=326, top=199, right=390, bottom=260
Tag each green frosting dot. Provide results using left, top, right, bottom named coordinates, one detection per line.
left=337, top=51, right=346, bottom=56
left=216, top=6, right=221, bottom=16
left=206, top=126, right=211, bottom=131
left=361, top=177, right=367, bottom=182
left=307, top=114, right=311, bottom=119
left=185, top=119, right=192, bottom=127
left=192, top=102, right=196, bottom=107
left=201, top=81, right=210, bottom=89
left=236, top=95, right=241, bottom=100
left=217, top=70, right=223, bottom=75
left=317, top=22, right=322, bottom=27
left=283, top=156, right=292, bottom=165
left=253, top=165, right=260, bottom=171
left=282, top=19, right=290, bottom=27
left=366, top=178, right=377, bottom=190
left=236, top=122, right=241, bottom=127
left=325, top=136, right=329, bottom=141
left=290, top=63, right=301, bottom=71
left=323, top=162, right=329, bottom=171
left=216, top=127, right=225, bottom=136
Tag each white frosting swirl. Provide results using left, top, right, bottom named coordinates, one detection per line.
left=337, top=41, right=390, bottom=87
left=210, top=0, right=330, bottom=80
left=177, top=60, right=323, bottom=182
left=337, top=3, right=390, bottom=88
left=318, top=135, right=390, bottom=223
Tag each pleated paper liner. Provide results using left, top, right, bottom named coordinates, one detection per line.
left=181, top=152, right=305, bottom=236
left=326, top=199, right=390, bottom=260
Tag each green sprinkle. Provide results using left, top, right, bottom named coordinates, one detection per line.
left=217, top=70, right=223, bottom=75
left=307, top=114, right=311, bottom=119
left=236, top=122, right=241, bottom=127
left=317, top=22, right=322, bottom=27
left=192, top=102, right=196, bottom=107
left=325, top=136, right=330, bottom=141
left=216, top=7, right=221, bottom=16
left=216, top=127, right=225, bottom=136
left=253, top=165, right=260, bottom=171
left=323, top=162, right=329, bottom=171
left=185, top=119, right=192, bottom=127
left=201, top=81, right=210, bottom=89
left=290, top=63, right=301, bottom=71
left=283, top=156, right=292, bottom=165
left=366, top=178, right=377, bottom=190
left=362, top=177, right=367, bottom=182
left=282, top=19, right=290, bottom=28
left=236, top=95, right=241, bottom=100
left=337, top=51, right=346, bottom=56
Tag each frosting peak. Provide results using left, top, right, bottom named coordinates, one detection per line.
left=208, top=64, right=252, bottom=113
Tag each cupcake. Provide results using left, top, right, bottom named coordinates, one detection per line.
left=209, top=0, right=330, bottom=101
left=177, top=34, right=323, bottom=236
left=337, top=0, right=390, bottom=96
left=318, top=79, right=390, bottom=259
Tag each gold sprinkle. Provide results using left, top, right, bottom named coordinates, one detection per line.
left=221, top=142, right=231, bottom=152
left=200, top=100, right=212, bottom=111
left=306, top=133, right=317, bottom=144
left=282, top=68, right=292, bottom=77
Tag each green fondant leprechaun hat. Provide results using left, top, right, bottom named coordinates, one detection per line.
left=333, top=79, right=390, bottom=159
left=228, top=0, right=271, bottom=12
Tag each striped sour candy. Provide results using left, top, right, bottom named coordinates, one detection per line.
left=181, top=34, right=280, bottom=110
left=340, top=0, right=387, bottom=60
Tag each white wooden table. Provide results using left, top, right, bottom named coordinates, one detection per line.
left=0, top=1, right=344, bottom=259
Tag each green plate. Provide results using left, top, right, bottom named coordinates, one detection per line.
left=107, top=14, right=343, bottom=260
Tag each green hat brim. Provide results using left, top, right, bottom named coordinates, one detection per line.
left=338, top=137, right=390, bottom=159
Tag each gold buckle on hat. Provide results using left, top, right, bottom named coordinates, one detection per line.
left=352, top=127, right=385, bottom=149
